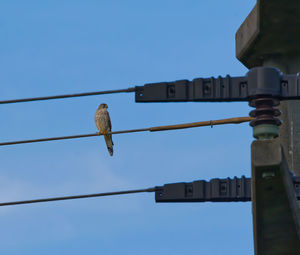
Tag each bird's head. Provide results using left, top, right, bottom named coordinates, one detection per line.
left=98, top=103, right=108, bottom=109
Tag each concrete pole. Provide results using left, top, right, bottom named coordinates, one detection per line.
left=236, top=1, right=300, bottom=254
left=236, top=0, right=300, bottom=175
left=263, top=57, right=300, bottom=175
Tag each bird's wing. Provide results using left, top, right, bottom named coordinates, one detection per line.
left=94, top=111, right=101, bottom=131
left=105, top=110, right=113, bottom=146
left=106, top=110, right=112, bottom=130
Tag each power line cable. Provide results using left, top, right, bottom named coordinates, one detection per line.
left=0, top=187, right=156, bottom=207
left=0, top=117, right=253, bottom=147
left=0, top=87, right=136, bottom=104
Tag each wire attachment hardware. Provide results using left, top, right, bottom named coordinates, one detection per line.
left=155, top=175, right=300, bottom=203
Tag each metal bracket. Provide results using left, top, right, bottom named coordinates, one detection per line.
left=135, top=67, right=300, bottom=103
left=155, top=175, right=300, bottom=203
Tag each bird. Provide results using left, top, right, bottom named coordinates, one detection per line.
left=94, top=103, right=114, bottom=156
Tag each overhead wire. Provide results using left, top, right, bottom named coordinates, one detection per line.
left=0, top=187, right=156, bottom=207
left=0, top=87, right=136, bottom=104
left=0, top=116, right=253, bottom=147
left=0, top=85, right=252, bottom=207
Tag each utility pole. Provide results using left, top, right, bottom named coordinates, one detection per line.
left=236, top=0, right=300, bottom=175
left=236, top=1, right=300, bottom=254
left=134, top=1, right=300, bottom=254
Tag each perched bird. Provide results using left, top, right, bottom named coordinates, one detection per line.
left=94, top=103, right=114, bottom=156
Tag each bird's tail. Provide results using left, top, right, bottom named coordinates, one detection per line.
left=104, top=134, right=114, bottom=156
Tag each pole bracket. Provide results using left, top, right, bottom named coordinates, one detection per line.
left=155, top=175, right=300, bottom=203
left=135, top=67, right=300, bottom=103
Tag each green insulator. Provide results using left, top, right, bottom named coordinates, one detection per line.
left=253, top=124, right=279, bottom=140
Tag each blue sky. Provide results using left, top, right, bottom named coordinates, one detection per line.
left=0, top=1, right=256, bottom=254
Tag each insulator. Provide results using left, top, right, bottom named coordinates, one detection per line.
left=249, top=96, right=281, bottom=127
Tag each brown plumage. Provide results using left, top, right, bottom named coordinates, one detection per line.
left=94, top=103, right=114, bottom=156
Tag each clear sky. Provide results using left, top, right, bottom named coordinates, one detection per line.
left=0, top=1, right=256, bottom=254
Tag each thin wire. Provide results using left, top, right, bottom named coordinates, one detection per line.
left=0, top=87, right=136, bottom=104
left=0, top=187, right=156, bottom=207
left=0, top=116, right=253, bottom=147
